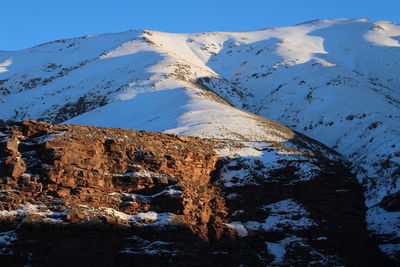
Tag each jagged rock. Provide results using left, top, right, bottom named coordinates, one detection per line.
left=380, top=191, right=400, bottom=212
left=0, top=121, right=391, bottom=266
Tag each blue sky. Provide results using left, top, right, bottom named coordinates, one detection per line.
left=2, top=0, right=399, bottom=51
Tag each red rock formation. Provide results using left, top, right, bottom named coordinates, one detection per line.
left=0, top=121, right=391, bottom=266
left=0, top=120, right=227, bottom=240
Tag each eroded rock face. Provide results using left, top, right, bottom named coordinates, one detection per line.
left=0, top=121, right=225, bottom=237
left=0, top=121, right=391, bottom=266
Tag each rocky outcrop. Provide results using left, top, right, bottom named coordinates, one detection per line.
left=0, top=121, right=225, bottom=237
left=0, top=121, right=391, bottom=266
left=220, top=158, right=389, bottom=266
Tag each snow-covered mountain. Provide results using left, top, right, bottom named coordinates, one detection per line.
left=1, top=18, right=399, bottom=258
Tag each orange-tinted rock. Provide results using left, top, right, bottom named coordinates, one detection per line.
left=0, top=120, right=225, bottom=240
left=0, top=121, right=391, bottom=266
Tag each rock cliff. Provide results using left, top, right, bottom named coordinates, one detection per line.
left=0, top=121, right=390, bottom=266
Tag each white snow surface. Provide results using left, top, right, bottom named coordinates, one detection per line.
left=0, top=29, right=294, bottom=143
left=266, top=236, right=341, bottom=265
left=367, top=205, right=400, bottom=259
left=243, top=199, right=316, bottom=232
left=0, top=202, right=175, bottom=228
left=218, top=141, right=326, bottom=187
left=266, top=237, right=303, bottom=265
left=1, top=20, right=397, bottom=199
left=225, top=222, right=248, bottom=237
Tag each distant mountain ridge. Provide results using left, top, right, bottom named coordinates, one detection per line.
left=0, top=18, right=399, bottom=259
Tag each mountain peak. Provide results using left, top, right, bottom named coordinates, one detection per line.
left=1, top=19, right=399, bottom=261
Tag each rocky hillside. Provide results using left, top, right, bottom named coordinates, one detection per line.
left=0, top=18, right=399, bottom=260
left=0, top=121, right=389, bottom=266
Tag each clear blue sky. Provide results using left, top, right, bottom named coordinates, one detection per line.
left=2, top=0, right=399, bottom=51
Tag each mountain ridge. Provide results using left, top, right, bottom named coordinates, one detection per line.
left=1, top=18, right=399, bottom=259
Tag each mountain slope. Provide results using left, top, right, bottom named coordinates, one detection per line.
left=0, top=121, right=388, bottom=266
left=0, top=18, right=399, bottom=258
left=0, top=29, right=295, bottom=143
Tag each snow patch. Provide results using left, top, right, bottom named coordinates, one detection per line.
left=225, top=222, right=248, bottom=237
left=244, top=199, right=316, bottom=232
